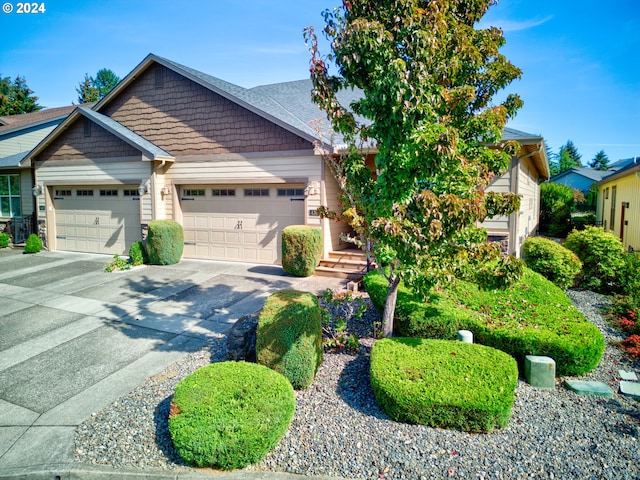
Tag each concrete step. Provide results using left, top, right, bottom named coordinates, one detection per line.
left=314, top=266, right=366, bottom=280
left=318, top=257, right=367, bottom=270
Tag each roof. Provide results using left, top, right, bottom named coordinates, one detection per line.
left=595, top=157, right=640, bottom=186
left=550, top=167, right=615, bottom=183
left=0, top=105, right=89, bottom=136
left=21, top=53, right=549, bottom=178
left=23, top=107, right=174, bottom=166
left=78, top=108, right=173, bottom=162
left=0, top=151, right=29, bottom=168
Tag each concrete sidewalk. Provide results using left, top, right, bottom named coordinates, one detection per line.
left=0, top=249, right=347, bottom=479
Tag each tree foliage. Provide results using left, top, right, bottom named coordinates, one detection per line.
left=76, top=68, right=120, bottom=103
left=305, top=0, right=523, bottom=335
left=0, top=75, right=43, bottom=116
left=589, top=150, right=610, bottom=170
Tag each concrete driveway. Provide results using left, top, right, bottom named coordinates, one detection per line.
left=0, top=248, right=344, bottom=478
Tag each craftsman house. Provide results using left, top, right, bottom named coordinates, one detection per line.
left=24, top=54, right=548, bottom=263
left=594, top=158, right=640, bottom=252
left=0, top=106, right=78, bottom=242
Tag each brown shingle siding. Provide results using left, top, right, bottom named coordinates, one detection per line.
left=36, top=120, right=139, bottom=161
left=102, top=65, right=312, bottom=156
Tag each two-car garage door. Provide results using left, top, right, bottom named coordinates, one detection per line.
left=53, top=186, right=141, bottom=255
left=181, top=184, right=305, bottom=264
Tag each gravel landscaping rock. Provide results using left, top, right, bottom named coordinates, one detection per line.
left=74, top=288, right=640, bottom=479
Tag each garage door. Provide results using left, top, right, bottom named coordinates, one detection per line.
left=181, top=185, right=306, bottom=264
left=53, top=186, right=141, bottom=255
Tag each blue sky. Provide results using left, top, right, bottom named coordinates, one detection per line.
left=1, top=0, right=639, bottom=165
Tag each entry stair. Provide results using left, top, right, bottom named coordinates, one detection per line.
left=314, top=249, right=373, bottom=280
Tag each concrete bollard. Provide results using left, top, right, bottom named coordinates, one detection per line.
left=525, top=355, right=556, bottom=389
left=457, top=330, right=473, bottom=343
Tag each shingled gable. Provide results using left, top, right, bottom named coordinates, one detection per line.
left=89, top=54, right=319, bottom=155
left=23, top=107, right=173, bottom=166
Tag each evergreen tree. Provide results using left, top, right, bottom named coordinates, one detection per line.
left=556, top=140, right=582, bottom=173
left=0, top=75, right=43, bottom=116
left=589, top=150, right=610, bottom=170
left=75, top=68, right=119, bottom=103
left=76, top=74, right=99, bottom=103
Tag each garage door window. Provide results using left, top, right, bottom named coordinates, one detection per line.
left=77, top=190, right=94, bottom=196
left=212, top=188, right=235, bottom=197
left=100, top=189, right=118, bottom=197
left=0, top=174, right=21, bottom=217
left=244, top=188, right=269, bottom=197
left=277, top=188, right=305, bottom=197
left=184, top=189, right=205, bottom=196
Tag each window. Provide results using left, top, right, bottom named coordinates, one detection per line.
left=183, top=189, right=205, bottom=196
left=212, top=188, right=236, bottom=197
left=100, top=189, right=118, bottom=197
left=55, top=189, right=71, bottom=197
left=123, top=189, right=139, bottom=196
left=277, top=188, right=305, bottom=197
left=0, top=174, right=21, bottom=217
left=76, top=189, right=94, bottom=196
left=610, top=186, right=617, bottom=231
left=244, top=188, right=269, bottom=197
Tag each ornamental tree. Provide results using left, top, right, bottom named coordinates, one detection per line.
left=305, top=0, right=523, bottom=335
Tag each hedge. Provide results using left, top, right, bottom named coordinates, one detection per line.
left=256, top=290, right=323, bottom=389
left=370, top=338, right=518, bottom=432
left=281, top=226, right=323, bottom=277
left=169, top=361, right=295, bottom=469
left=522, top=236, right=582, bottom=289
left=364, top=269, right=604, bottom=376
left=146, top=220, right=183, bottom=265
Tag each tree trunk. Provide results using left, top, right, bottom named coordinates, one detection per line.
left=382, top=273, right=400, bottom=337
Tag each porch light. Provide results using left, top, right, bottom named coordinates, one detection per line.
left=138, top=181, right=149, bottom=196
left=32, top=184, right=43, bottom=196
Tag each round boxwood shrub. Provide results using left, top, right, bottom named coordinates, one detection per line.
left=146, top=220, right=183, bottom=265
left=128, top=241, right=148, bottom=266
left=0, top=232, right=10, bottom=248
left=370, top=338, right=518, bottom=432
left=256, top=290, right=323, bottom=389
left=281, top=225, right=322, bottom=277
left=522, top=236, right=582, bottom=289
left=23, top=233, right=43, bottom=253
left=169, top=361, right=295, bottom=470
left=564, top=226, right=625, bottom=293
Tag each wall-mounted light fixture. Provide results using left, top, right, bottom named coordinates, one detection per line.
left=623, top=202, right=630, bottom=209
left=32, top=184, right=43, bottom=196
left=305, top=181, right=320, bottom=196
left=137, top=180, right=149, bottom=196
left=160, top=186, right=171, bottom=196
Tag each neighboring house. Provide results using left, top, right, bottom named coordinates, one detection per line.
left=594, top=158, right=640, bottom=252
left=482, top=128, right=550, bottom=257
left=0, top=106, right=78, bottom=242
left=24, top=54, right=549, bottom=263
left=549, top=167, right=614, bottom=196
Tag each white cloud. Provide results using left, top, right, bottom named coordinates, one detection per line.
left=478, top=15, right=553, bottom=32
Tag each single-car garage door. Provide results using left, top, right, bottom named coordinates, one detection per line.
left=53, top=186, right=141, bottom=255
left=181, top=185, right=306, bottom=264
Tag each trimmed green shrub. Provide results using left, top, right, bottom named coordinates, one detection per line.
left=364, top=269, right=604, bottom=376
left=474, top=256, right=525, bottom=290
left=23, top=233, right=42, bottom=253
left=0, top=232, right=9, bottom=248
left=522, top=236, right=582, bottom=289
left=169, top=361, right=295, bottom=469
left=146, top=220, right=183, bottom=265
left=128, top=241, right=148, bottom=266
left=256, top=290, right=323, bottom=389
left=564, top=226, right=625, bottom=293
left=281, top=225, right=322, bottom=277
left=370, top=338, right=518, bottom=432
left=540, top=182, right=575, bottom=237
left=619, top=252, right=640, bottom=300
left=571, top=213, right=596, bottom=230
